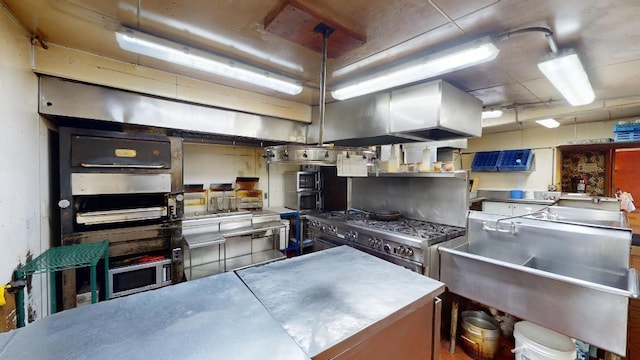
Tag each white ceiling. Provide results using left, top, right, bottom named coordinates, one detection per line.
left=4, top=0, right=640, bottom=133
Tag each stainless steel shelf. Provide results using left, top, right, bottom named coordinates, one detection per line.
left=367, top=170, right=468, bottom=180
left=186, top=260, right=225, bottom=281
left=226, top=250, right=286, bottom=272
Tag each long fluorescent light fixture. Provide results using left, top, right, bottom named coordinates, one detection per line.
left=536, top=118, right=560, bottom=128
left=115, top=28, right=303, bottom=95
left=538, top=50, right=595, bottom=106
left=331, top=36, right=499, bottom=100
left=482, top=110, right=504, bottom=119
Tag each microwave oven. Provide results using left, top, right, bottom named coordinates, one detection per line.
left=284, top=171, right=320, bottom=192
left=109, top=258, right=172, bottom=298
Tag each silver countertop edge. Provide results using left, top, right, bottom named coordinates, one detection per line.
left=481, top=198, right=558, bottom=205
left=558, top=196, right=618, bottom=202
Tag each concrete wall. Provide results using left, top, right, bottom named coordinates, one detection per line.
left=0, top=6, right=50, bottom=328
left=463, top=120, right=622, bottom=191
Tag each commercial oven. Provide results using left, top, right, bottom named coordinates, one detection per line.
left=57, top=127, right=184, bottom=309
left=283, top=170, right=322, bottom=212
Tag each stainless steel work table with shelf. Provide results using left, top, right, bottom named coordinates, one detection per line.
left=0, top=272, right=310, bottom=360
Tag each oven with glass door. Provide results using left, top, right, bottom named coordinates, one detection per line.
left=284, top=171, right=320, bottom=192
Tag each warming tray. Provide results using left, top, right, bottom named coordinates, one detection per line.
left=76, top=206, right=167, bottom=225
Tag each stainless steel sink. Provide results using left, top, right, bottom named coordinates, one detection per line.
left=439, top=211, right=638, bottom=356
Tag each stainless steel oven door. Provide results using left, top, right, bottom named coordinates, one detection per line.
left=297, top=172, right=319, bottom=191
left=284, top=191, right=321, bottom=212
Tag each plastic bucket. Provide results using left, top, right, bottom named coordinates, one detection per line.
left=510, top=190, right=524, bottom=199
left=512, top=321, right=576, bottom=360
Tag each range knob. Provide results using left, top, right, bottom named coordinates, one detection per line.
left=368, top=237, right=375, bottom=246
left=383, top=243, right=391, bottom=252
left=405, top=248, right=414, bottom=256
left=397, top=246, right=406, bottom=255
left=374, top=239, right=382, bottom=248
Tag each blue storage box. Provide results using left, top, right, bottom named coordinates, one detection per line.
left=613, top=121, right=640, bottom=142
left=471, top=151, right=500, bottom=172
left=497, top=149, right=533, bottom=172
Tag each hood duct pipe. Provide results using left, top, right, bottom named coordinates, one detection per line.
left=263, top=23, right=374, bottom=166
left=314, top=23, right=334, bottom=146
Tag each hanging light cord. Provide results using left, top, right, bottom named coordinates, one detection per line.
left=497, top=26, right=558, bottom=54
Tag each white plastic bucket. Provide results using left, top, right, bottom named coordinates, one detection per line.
left=512, top=321, right=576, bottom=360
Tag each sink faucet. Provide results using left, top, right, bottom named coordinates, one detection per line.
left=484, top=207, right=554, bottom=234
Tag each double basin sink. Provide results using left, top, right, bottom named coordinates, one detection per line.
left=439, top=209, right=638, bottom=356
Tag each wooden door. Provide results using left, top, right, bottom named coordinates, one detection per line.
left=614, top=148, right=640, bottom=234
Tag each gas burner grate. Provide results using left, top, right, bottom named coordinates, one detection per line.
left=348, top=218, right=465, bottom=240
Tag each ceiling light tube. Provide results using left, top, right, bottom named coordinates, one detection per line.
left=536, top=118, right=560, bottom=128
left=115, top=28, right=303, bottom=95
left=482, top=110, right=504, bottom=119
left=538, top=50, right=595, bottom=106
left=331, top=36, right=499, bottom=100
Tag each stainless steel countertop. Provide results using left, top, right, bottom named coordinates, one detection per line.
left=237, top=246, right=445, bottom=357
left=0, top=272, right=309, bottom=360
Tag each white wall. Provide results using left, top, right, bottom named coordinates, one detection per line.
left=463, top=119, right=621, bottom=191
left=0, top=7, right=49, bottom=323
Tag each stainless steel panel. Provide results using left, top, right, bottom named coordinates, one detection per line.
left=390, top=80, right=482, bottom=139
left=307, top=92, right=390, bottom=145
left=71, top=173, right=171, bottom=195
left=350, top=171, right=469, bottom=228
left=76, top=206, right=167, bottom=225
left=237, top=246, right=444, bottom=358
left=0, top=272, right=310, bottom=359
left=39, top=76, right=307, bottom=144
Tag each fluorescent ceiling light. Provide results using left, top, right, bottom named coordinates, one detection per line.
left=538, top=50, right=595, bottom=106
left=536, top=118, right=560, bottom=128
left=331, top=36, right=499, bottom=100
left=115, top=28, right=303, bottom=95
left=482, top=110, right=504, bottom=119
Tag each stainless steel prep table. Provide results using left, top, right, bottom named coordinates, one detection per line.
left=237, top=246, right=445, bottom=360
left=0, top=272, right=310, bottom=360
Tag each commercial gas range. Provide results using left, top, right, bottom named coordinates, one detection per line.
left=306, top=210, right=466, bottom=278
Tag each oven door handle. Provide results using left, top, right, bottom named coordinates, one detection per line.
left=80, top=163, right=165, bottom=169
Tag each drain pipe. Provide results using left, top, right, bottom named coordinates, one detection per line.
left=313, top=23, right=335, bottom=146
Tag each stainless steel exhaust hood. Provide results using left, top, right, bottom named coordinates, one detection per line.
left=308, top=79, right=482, bottom=146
